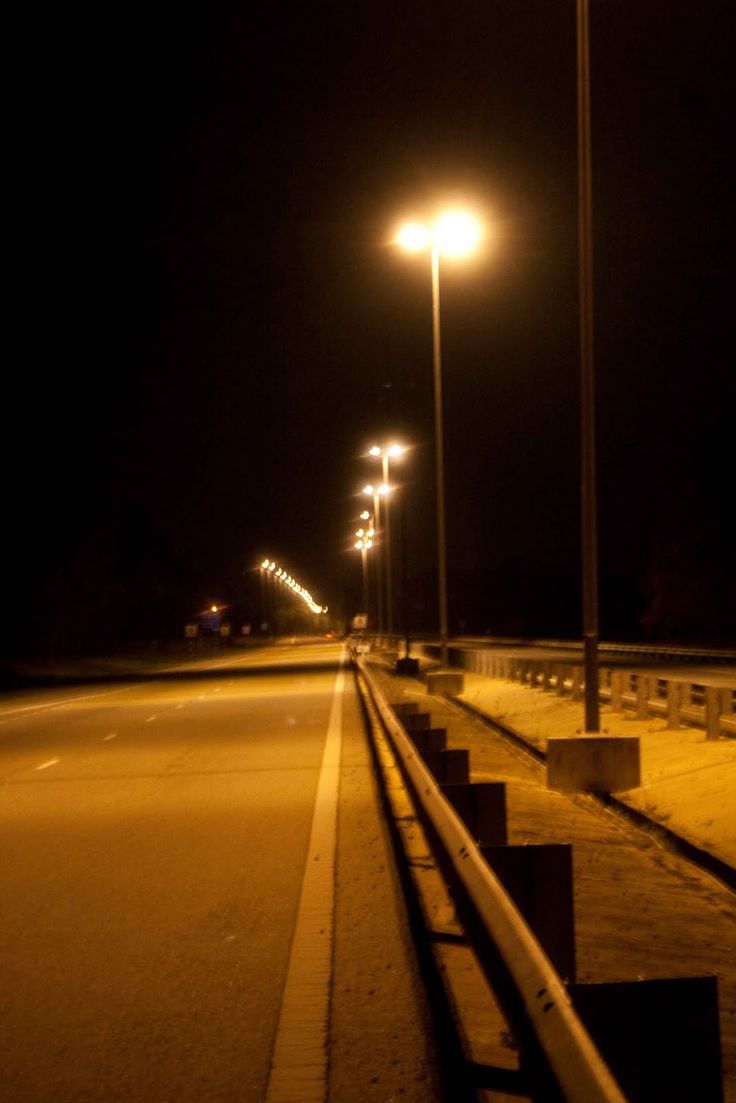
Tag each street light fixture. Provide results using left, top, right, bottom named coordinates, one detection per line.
left=362, top=482, right=390, bottom=641
left=396, top=209, right=482, bottom=667
left=368, top=443, right=405, bottom=649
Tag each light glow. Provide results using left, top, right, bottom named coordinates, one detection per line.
left=433, top=210, right=482, bottom=257
left=258, top=557, right=327, bottom=615
left=396, top=221, right=430, bottom=252
left=396, top=210, right=482, bottom=259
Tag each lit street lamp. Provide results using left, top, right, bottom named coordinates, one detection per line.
left=363, top=482, right=390, bottom=642
left=396, top=210, right=482, bottom=667
left=368, top=443, right=405, bottom=649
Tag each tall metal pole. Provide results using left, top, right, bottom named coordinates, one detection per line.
left=360, top=544, right=369, bottom=622
left=381, top=454, right=394, bottom=648
left=431, top=247, right=449, bottom=667
left=577, top=0, right=600, bottom=731
left=373, top=490, right=384, bottom=644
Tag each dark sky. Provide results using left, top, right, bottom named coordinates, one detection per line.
left=8, top=1, right=735, bottom=652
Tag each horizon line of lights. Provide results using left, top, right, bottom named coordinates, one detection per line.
left=260, top=560, right=328, bottom=615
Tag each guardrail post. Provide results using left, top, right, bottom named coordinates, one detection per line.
left=610, top=671, right=623, bottom=711
left=705, top=687, right=721, bottom=741
left=542, top=662, right=552, bottom=691
left=666, top=681, right=681, bottom=729
left=571, top=666, right=583, bottom=702
left=556, top=664, right=567, bottom=697
left=422, top=748, right=470, bottom=785
left=442, top=781, right=508, bottom=846
left=636, top=676, right=649, bottom=720
left=412, top=728, right=448, bottom=754
left=481, top=843, right=576, bottom=983
left=568, top=975, right=723, bottom=1103
left=402, top=712, right=433, bottom=735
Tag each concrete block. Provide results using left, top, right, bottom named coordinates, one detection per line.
left=547, top=736, right=640, bottom=793
left=395, top=657, right=420, bottom=677
left=569, top=976, right=722, bottom=1103
left=426, top=670, right=465, bottom=696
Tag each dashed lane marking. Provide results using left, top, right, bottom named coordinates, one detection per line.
left=35, top=759, right=60, bottom=771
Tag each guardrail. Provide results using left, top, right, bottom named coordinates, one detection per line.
left=421, top=646, right=736, bottom=740
left=356, top=653, right=627, bottom=1103
left=453, top=637, right=736, bottom=664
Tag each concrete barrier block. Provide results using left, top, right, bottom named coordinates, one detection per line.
left=426, top=670, right=465, bottom=696
left=395, top=657, right=420, bottom=677
left=547, top=736, right=640, bottom=793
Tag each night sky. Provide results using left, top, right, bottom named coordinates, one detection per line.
left=8, top=1, right=735, bottom=656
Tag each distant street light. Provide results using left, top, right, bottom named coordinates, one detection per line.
left=354, top=522, right=373, bottom=624
left=396, top=210, right=482, bottom=667
left=368, top=443, right=405, bottom=648
left=363, top=482, right=390, bottom=641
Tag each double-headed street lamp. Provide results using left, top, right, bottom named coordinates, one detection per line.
left=395, top=211, right=482, bottom=667
left=363, top=481, right=390, bottom=641
left=368, top=443, right=405, bottom=648
left=353, top=511, right=374, bottom=627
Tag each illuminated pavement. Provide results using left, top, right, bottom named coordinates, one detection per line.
left=0, top=643, right=441, bottom=1103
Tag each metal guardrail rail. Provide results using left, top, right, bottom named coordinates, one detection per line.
left=403, top=635, right=736, bottom=665
left=356, top=654, right=628, bottom=1103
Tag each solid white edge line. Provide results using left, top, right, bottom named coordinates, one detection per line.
left=264, top=650, right=345, bottom=1103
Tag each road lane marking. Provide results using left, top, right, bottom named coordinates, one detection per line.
left=265, top=651, right=345, bottom=1103
left=0, top=684, right=142, bottom=719
left=102, top=733, right=118, bottom=741
left=145, top=715, right=157, bottom=722
left=35, top=759, right=60, bottom=770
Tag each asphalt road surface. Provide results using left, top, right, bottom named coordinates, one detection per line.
left=0, top=642, right=442, bottom=1103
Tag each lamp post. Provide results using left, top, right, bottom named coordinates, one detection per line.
left=396, top=211, right=481, bottom=667
left=363, top=482, right=390, bottom=643
left=577, top=0, right=600, bottom=732
left=354, top=520, right=373, bottom=629
left=368, top=443, right=404, bottom=649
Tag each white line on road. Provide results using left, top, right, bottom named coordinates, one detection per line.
left=145, top=715, right=157, bottom=722
left=0, top=684, right=141, bottom=720
left=265, top=650, right=345, bottom=1103
left=35, top=759, right=60, bottom=770
left=102, top=733, right=118, bottom=741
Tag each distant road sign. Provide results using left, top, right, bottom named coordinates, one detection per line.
left=185, top=624, right=198, bottom=638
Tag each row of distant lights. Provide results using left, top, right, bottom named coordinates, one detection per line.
left=260, top=560, right=327, bottom=615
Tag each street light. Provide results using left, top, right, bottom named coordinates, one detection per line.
left=363, top=482, right=390, bottom=642
left=396, top=209, right=482, bottom=667
left=368, top=443, right=405, bottom=649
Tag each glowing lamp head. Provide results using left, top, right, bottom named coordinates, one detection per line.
left=360, top=510, right=370, bottom=520
left=368, top=445, right=381, bottom=457
left=211, top=605, right=218, bottom=613
left=363, top=484, right=374, bottom=496
left=396, top=222, right=430, bottom=252
left=434, top=210, right=481, bottom=257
